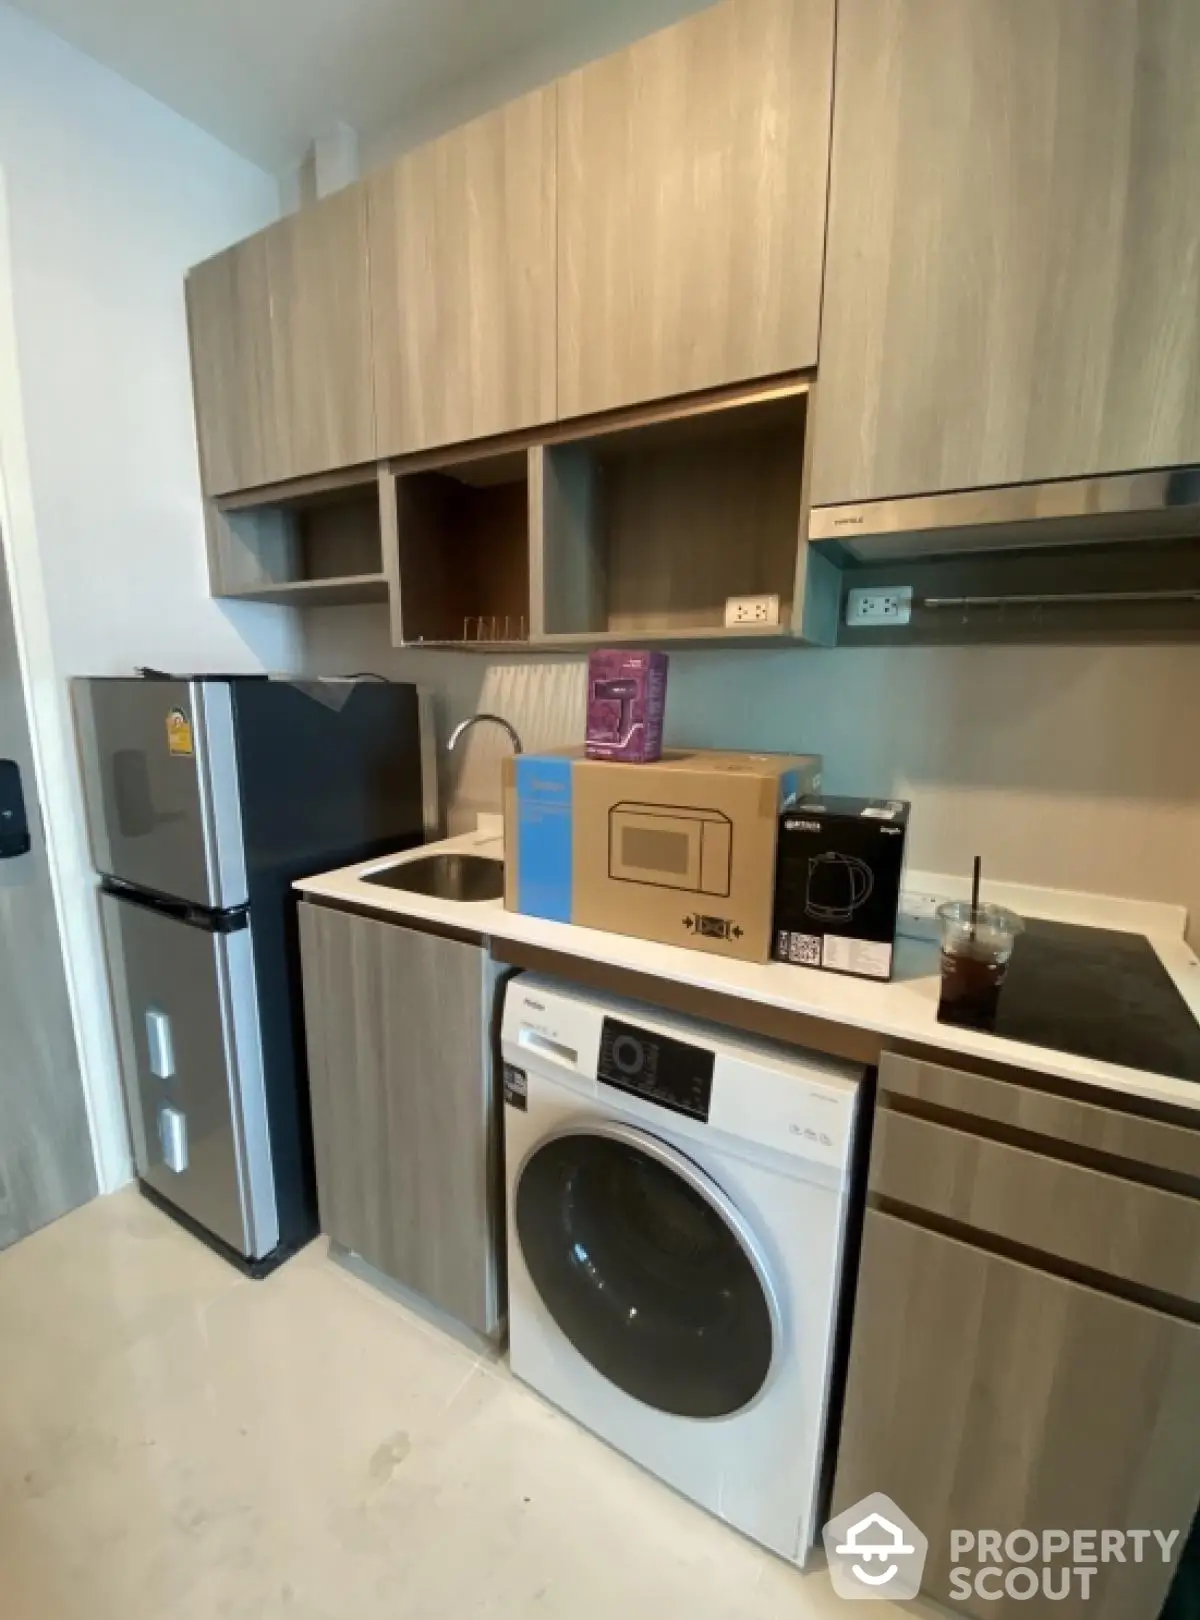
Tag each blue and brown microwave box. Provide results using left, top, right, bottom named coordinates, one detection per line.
left=503, top=749, right=822, bottom=962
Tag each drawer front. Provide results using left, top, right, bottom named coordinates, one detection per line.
left=833, top=1209, right=1200, bottom=1620
left=880, top=1051, right=1200, bottom=1184
left=870, top=1107, right=1200, bottom=1308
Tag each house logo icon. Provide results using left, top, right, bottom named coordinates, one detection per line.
left=822, top=1492, right=928, bottom=1601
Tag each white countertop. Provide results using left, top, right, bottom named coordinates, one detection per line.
left=296, top=830, right=1200, bottom=1116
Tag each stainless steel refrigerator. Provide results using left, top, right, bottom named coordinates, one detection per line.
left=73, top=675, right=436, bottom=1273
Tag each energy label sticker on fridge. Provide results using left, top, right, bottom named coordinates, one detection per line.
left=166, top=707, right=194, bottom=757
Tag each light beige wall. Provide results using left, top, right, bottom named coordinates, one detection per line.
left=298, top=607, right=1200, bottom=945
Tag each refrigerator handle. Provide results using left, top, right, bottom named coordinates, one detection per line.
left=418, top=687, right=441, bottom=840
left=145, top=1007, right=176, bottom=1080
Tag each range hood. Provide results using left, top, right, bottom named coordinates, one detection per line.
left=808, top=467, right=1200, bottom=564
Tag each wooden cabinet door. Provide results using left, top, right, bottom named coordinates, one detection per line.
left=369, top=90, right=557, bottom=456
left=187, top=189, right=374, bottom=493
left=812, top=0, right=1200, bottom=507
left=557, top=0, right=834, bottom=420
left=260, top=185, right=375, bottom=483
left=186, top=233, right=272, bottom=496
left=832, top=1210, right=1200, bottom=1619
left=298, top=903, right=497, bottom=1336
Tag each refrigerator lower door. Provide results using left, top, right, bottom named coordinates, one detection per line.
left=101, top=890, right=279, bottom=1260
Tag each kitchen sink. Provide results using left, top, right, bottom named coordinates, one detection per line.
left=362, top=852, right=504, bottom=903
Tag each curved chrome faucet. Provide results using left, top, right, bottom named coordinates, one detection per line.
left=447, top=712, right=524, bottom=755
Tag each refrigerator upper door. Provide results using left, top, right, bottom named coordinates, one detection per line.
left=100, top=888, right=278, bottom=1260
left=73, top=679, right=247, bottom=908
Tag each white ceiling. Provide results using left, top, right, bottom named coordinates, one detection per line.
left=6, top=0, right=706, bottom=173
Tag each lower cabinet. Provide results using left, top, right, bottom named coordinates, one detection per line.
left=832, top=1052, right=1200, bottom=1619
left=298, top=901, right=501, bottom=1337
left=833, top=1208, right=1200, bottom=1620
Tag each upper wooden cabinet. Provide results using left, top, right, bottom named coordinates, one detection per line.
left=260, top=187, right=375, bottom=485
left=368, top=91, right=557, bottom=457
left=811, top=0, right=1200, bottom=508
left=187, top=185, right=375, bottom=494
left=186, top=233, right=272, bottom=497
left=557, top=0, right=835, bottom=420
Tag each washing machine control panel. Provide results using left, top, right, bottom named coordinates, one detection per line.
left=598, top=1017, right=715, bottom=1121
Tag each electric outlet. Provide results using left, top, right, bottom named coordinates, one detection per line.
left=845, top=585, right=914, bottom=628
left=724, top=594, right=781, bottom=627
left=898, top=888, right=946, bottom=944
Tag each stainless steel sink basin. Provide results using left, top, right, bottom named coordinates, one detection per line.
left=362, top=852, right=504, bottom=903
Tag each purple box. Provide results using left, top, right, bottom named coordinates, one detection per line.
left=585, top=649, right=669, bottom=763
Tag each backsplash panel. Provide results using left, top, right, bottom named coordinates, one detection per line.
left=298, top=606, right=1200, bottom=946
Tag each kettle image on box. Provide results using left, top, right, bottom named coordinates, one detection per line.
left=805, top=852, right=874, bottom=922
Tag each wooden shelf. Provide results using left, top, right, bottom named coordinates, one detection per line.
left=399, top=624, right=796, bottom=652
left=535, top=388, right=809, bottom=640
left=202, top=378, right=834, bottom=647
left=389, top=449, right=531, bottom=646
left=531, top=624, right=796, bottom=649
left=380, top=377, right=810, bottom=480
left=554, top=379, right=810, bottom=458
left=402, top=639, right=536, bottom=654
left=215, top=463, right=380, bottom=513
left=207, top=474, right=387, bottom=604
left=219, top=573, right=390, bottom=607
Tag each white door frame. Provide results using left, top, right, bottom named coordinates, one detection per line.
left=0, top=165, right=130, bottom=1194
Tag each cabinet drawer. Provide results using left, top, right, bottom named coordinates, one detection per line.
left=880, top=1051, right=1200, bottom=1184
left=871, top=1107, right=1200, bottom=1308
left=833, top=1209, right=1200, bottom=1620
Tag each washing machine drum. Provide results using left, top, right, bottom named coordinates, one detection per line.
left=515, top=1124, right=778, bottom=1419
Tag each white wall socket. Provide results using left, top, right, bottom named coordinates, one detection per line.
left=724, top=594, right=781, bottom=627
left=845, top=585, right=914, bottom=627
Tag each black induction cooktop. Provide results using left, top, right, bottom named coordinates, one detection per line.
left=937, top=918, right=1200, bottom=1081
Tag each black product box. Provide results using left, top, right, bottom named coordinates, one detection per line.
left=772, top=796, right=910, bottom=980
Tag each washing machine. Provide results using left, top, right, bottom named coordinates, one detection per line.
left=501, top=974, right=865, bottom=1565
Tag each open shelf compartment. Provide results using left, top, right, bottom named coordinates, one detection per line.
left=208, top=468, right=387, bottom=606
left=534, top=385, right=809, bottom=641
left=391, top=448, right=532, bottom=646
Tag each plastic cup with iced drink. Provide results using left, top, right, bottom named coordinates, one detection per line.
left=936, top=901, right=1024, bottom=1029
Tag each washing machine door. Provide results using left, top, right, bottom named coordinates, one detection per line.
left=515, top=1119, right=781, bottom=1419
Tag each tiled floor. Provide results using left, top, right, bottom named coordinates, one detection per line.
left=0, top=1189, right=908, bottom=1620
